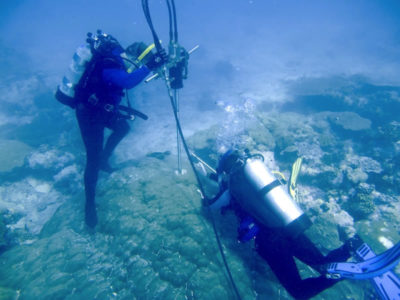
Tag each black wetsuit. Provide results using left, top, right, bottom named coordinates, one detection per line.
left=76, top=104, right=129, bottom=226
left=255, top=225, right=351, bottom=299
left=75, top=51, right=150, bottom=227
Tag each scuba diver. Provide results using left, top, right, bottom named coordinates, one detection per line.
left=56, top=31, right=167, bottom=228
left=208, top=149, right=364, bottom=299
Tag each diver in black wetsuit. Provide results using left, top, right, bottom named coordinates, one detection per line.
left=210, top=149, right=361, bottom=299
left=74, top=39, right=167, bottom=228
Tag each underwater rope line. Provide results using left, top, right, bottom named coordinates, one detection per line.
left=141, top=1, right=242, bottom=299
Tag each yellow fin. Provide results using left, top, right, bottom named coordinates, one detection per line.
left=289, top=157, right=303, bottom=200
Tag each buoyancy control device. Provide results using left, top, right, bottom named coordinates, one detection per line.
left=55, top=30, right=123, bottom=109
left=229, top=156, right=311, bottom=237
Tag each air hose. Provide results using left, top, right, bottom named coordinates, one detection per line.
left=166, top=77, right=243, bottom=300
left=141, top=1, right=242, bottom=299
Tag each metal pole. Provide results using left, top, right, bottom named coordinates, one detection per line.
left=174, top=89, right=183, bottom=174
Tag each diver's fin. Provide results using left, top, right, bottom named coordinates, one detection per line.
left=371, top=271, right=400, bottom=300
left=326, top=242, right=400, bottom=280
left=289, top=157, right=303, bottom=200
left=356, top=243, right=400, bottom=300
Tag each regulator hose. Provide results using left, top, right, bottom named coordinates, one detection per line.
left=169, top=0, right=178, bottom=42
left=141, top=0, right=163, bottom=53
left=166, top=86, right=242, bottom=300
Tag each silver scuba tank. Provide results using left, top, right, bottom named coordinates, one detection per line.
left=230, top=157, right=310, bottom=236
left=59, top=44, right=93, bottom=98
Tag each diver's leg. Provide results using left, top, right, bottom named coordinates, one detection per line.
left=256, top=232, right=345, bottom=299
left=276, top=233, right=352, bottom=298
left=256, top=235, right=309, bottom=299
left=291, top=233, right=351, bottom=266
left=76, top=106, right=104, bottom=227
left=102, top=116, right=130, bottom=172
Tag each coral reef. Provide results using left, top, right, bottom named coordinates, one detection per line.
left=1, top=74, right=399, bottom=299
left=0, top=139, right=32, bottom=173
left=345, top=183, right=376, bottom=221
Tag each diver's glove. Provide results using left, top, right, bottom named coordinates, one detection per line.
left=146, top=48, right=168, bottom=70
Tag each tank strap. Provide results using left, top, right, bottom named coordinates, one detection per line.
left=258, top=179, right=281, bottom=197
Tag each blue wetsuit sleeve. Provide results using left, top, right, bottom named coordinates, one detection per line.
left=102, top=66, right=151, bottom=89
left=210, top=189, right=231, bottom=211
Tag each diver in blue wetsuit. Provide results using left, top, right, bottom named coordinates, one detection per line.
left=210, top=149, right=362, bottom=299
left=74, top=39, right=167, bottom=228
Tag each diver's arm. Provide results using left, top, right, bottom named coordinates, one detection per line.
left=210, top=189, right=231, bottom=211
left=102, top=66, right=151, bottom=89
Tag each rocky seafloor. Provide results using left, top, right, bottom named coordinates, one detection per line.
left=0, top=74, right=400, bottom=300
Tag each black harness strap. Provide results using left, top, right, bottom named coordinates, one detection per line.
left=118, top=105, right=148, bottom=120
left=258, top=180, right=281, bottom=197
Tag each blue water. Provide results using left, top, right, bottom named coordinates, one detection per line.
left=0, top=1, right=400, bottom=299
